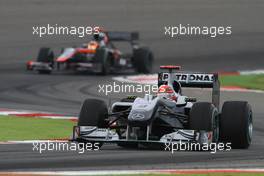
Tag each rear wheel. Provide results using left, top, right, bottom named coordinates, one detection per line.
left=220, top=101, right=253, bottom=149
left=133, top=47, right=153, bottom=74
left=78, top=99, right=108, bottom=148
left=189, top=102, right=219, bottom=143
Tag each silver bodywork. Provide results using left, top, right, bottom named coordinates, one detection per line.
left=72, top=69, right=220, bottom=146
left=72, top=94, right=212, bottom=145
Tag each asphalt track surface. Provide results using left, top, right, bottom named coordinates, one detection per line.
left=0, top=0, right=264, bottom=171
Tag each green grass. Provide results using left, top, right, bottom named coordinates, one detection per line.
left=0, top=116, right=75, bottom=141
left=109, top=173, right=264, bottom=176
left=220, top=74, right=264, bottom=90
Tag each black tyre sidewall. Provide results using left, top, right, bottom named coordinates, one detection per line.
left=133, top=48, right=153, bottom=74
left=220, top=101, right=252, bottom=149
left=78, top=99, right=108, bottom=128
left=37, top=47, right=54, bottom=64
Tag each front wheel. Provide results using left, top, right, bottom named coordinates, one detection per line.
left=78, top=99, right=109, bottom=149
left=36, top=47, right=54, bottom=74
left=78, top=99, right=108, bottom=127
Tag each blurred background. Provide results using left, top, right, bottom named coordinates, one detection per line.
left=0, top=0, right=264, bottom=72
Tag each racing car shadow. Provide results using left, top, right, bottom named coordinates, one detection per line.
left=101, top=143, right=226, bottom=153
left=25, top=69, right=144, bottom=77
left=102, top=143, right=171, bottom=151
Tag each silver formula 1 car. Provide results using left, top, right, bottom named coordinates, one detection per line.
left=72, top=65, right=253, bottom=149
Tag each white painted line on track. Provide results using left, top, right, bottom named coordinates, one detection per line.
left=240, top=69, right=264, bottom=75
left=2, top=169, right=264, bottom=175
left=0, top=140, right=69, bottom=144
left=0, top=109, right=77, bottom=120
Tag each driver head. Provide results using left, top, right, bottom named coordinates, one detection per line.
left=93, top=32, right=106, bottom=42
left=157, top=85, right=178, bottom=101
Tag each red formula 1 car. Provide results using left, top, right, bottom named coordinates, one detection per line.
left=26, top=31, right=154, bottom=75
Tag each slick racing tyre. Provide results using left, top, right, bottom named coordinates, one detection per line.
left=133, top=47, right=153, bottom=74
left=37, top=47, right=54, bottom=63
left=37, top=47, right=54, bottom=74
left=220, top=101, right=253, bottom=149
left=78, top=99, right=108, bottom=149
left=189, top=102, right=219, bottom=143
left=78, top=99, right=108, bottom=127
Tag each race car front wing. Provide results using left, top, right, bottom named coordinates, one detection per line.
left=72, top=126, right=212, bottom=144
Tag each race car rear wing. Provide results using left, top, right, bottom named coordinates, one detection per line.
left=158, top=66, right=220, bottom=109
left=106, top=32, right=139, bottom=41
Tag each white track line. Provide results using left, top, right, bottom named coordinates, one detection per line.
left=2, top=169, right=264, bottom=175
left=0, top=109, right=77, bottom=120
left=0, top=140, right=69, bottom=144
left=240, top=69, right=264, bottom=75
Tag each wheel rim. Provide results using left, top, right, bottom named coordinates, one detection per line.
left=248, top=111, right=253, bottom=142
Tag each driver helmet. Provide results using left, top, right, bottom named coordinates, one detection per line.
left=157, top=85, right=178, bottom=101
left=93, top=32, right=106, bottom=42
